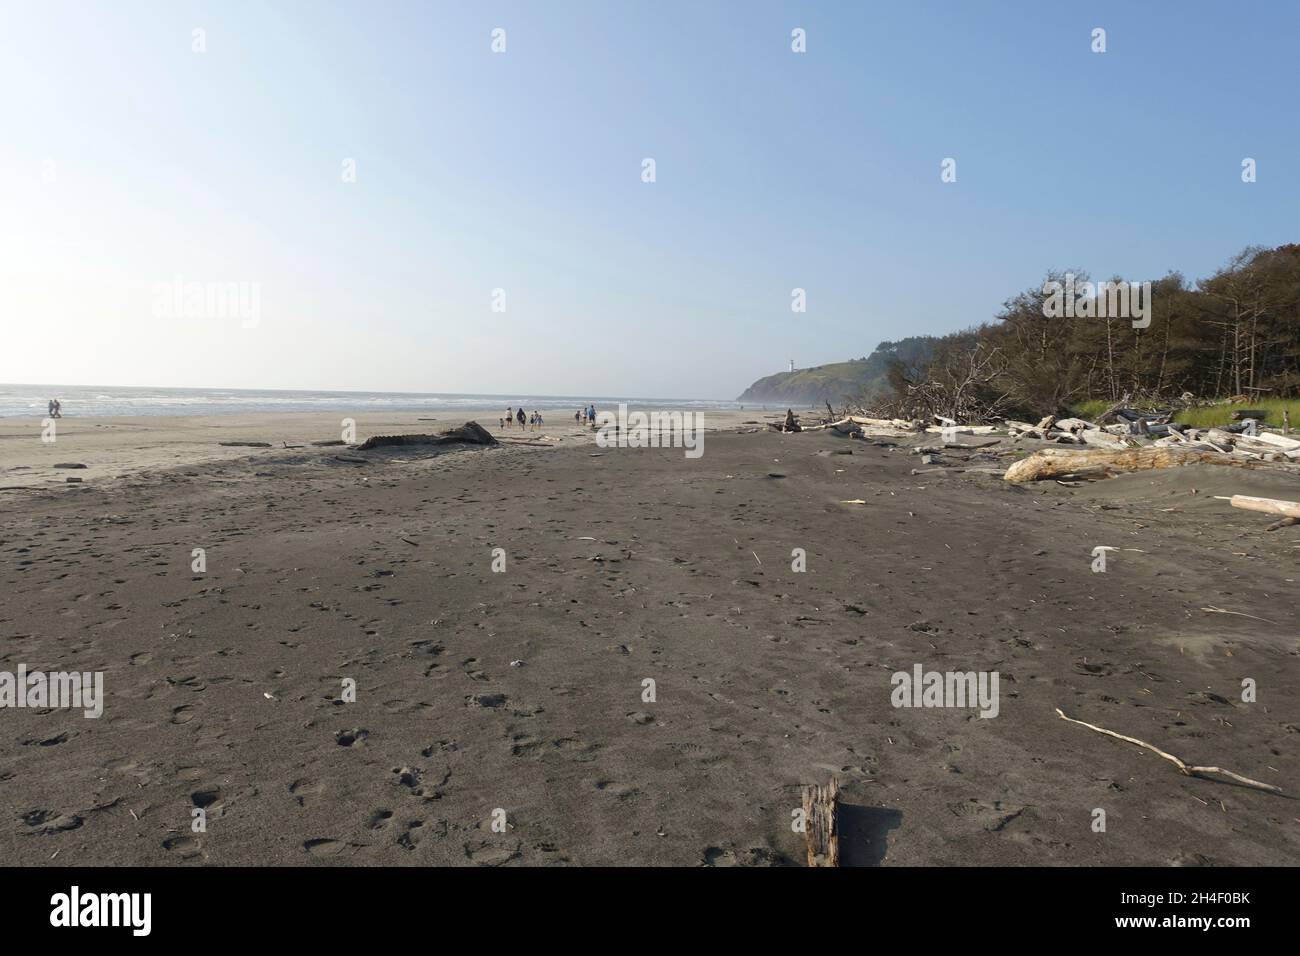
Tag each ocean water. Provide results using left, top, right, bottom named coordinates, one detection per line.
left=0, top=384, right=743, bottom=418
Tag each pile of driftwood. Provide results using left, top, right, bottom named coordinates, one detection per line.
left=1003, top=407, right=1300, bottom=483
left=770, top=403, right=1300, bottom=491
left=799, top=413, right=985, bottom=439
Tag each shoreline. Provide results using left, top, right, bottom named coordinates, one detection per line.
left=0, top=408, right=771, bottom=490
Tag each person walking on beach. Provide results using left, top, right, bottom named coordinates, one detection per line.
left=536, top=411, right=543, bottom=428
left=516, top=407, right=526, bottom=429
left=587, top=403, right=596, bottom=427
left=575, top=409, right=581, bottom=425
left=47, top=399, right=55, bottom=418
left=52, top=399, right=62, bottom=418
left=505, top=407, right=512, bottom=429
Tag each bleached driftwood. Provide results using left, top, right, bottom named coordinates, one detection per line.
left=1218, top=494, right=1300, bottom=519
left=1251, top=431, right=1300, bottom=451
left=1004, top=447, right=1257, bottom=483
left=1055, top=708, right=1282, bottom=794
left=850, top=416, right=917, bottom=429
left=1053, top=417, right=1095, bottom=432
left=1080, top=429, right=1134, bottom=449
left=923, top=425, right=999, bottom=435
left=802, top=417, right=854, bottom=432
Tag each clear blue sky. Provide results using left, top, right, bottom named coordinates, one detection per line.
left=1, top=0, right=1296, bottom=399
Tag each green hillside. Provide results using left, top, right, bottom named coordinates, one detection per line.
left=736, top=338, right=936, bottom=406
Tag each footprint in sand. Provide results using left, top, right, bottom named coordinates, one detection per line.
left=703, top=844, right=784, bottom=867
left=162, top=835, right=204, bottom=861
left=289, top=778, right=324, bottom=807
left=22, top=809, right=83, bottom=835
left=509, top=735, right=542, bottom=757
left=948, top=798, right=1029, bottom=833
left=396, top=820, right=425, bottom=850
left=303, top=838, right=346, bottom=858
left=592, top=779, right=641, bottom=801
left=335, top=728, right=369, bottom=747
left=190, top=788, right=221, bottom=810
left=463, top=841, right=520, bottom=866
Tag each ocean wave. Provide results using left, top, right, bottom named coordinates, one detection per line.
left=0, top=385, right=741, bottom=418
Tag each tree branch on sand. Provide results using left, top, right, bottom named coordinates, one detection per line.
left=1054, top=708, right=1283, bottom=794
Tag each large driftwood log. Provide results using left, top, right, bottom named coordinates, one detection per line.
left=803, top=417, right=853, bottom=432
left=1004, top=447, right=1257, bottom=483
left=356, top=421, right=498, bottom=451
left=801, top=778, right=839, bottom=867
left=849, top=416, right=916, bottom=429
left=1221, top=494, right=1300, bottom=519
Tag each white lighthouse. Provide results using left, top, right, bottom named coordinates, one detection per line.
left=789, top=359, right=795, bottom=373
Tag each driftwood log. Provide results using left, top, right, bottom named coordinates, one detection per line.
left=1004, top=447, right=1257, bottom=484
left=356, top=421, right=498, bottom=451
left=1092, top=393, right=1130, bottom=425
left=1219, top=494, right=1300, bottom=519
left=801, top=778, right=839, bottom=867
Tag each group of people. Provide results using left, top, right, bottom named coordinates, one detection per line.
left=46, top=398, right=63, bottom=418
left=498, top=404, right=599, bottom=432
left=501, top=407, right=545, bottom=431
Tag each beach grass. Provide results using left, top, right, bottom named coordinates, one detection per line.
left=1072, top=397, right=1300, bottom=429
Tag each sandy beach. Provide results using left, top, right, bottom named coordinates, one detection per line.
left=0, top=408, right=764, bottom=490
left=2, top=415, right=1296, bottom=865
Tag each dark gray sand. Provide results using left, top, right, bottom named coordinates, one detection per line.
left=2, top=429, right=1297, bottom=865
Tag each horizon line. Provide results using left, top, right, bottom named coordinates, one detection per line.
left=0, top=382, right=742, bottom=403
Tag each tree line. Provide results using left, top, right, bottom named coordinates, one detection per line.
left=873, top=243, right=1300, bottom=421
